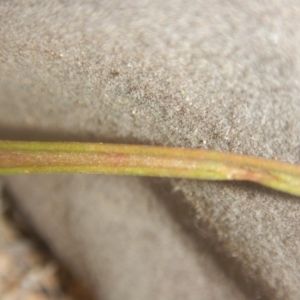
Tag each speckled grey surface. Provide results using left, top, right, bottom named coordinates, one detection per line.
left=1, top=1, right=300, bottom=299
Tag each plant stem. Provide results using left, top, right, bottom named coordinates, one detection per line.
left=0, top=140, right=300, bottom=197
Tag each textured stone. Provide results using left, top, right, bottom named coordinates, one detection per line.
left=1, top=1, right=300, bottom=299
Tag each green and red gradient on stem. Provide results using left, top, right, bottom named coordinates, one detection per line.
left=0, top=140, right=300, bottom=197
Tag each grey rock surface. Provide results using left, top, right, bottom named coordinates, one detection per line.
left=1, top=0, right=300, bottom=299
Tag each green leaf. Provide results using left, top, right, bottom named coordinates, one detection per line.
left=1, top=140, right=300, bottom=197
